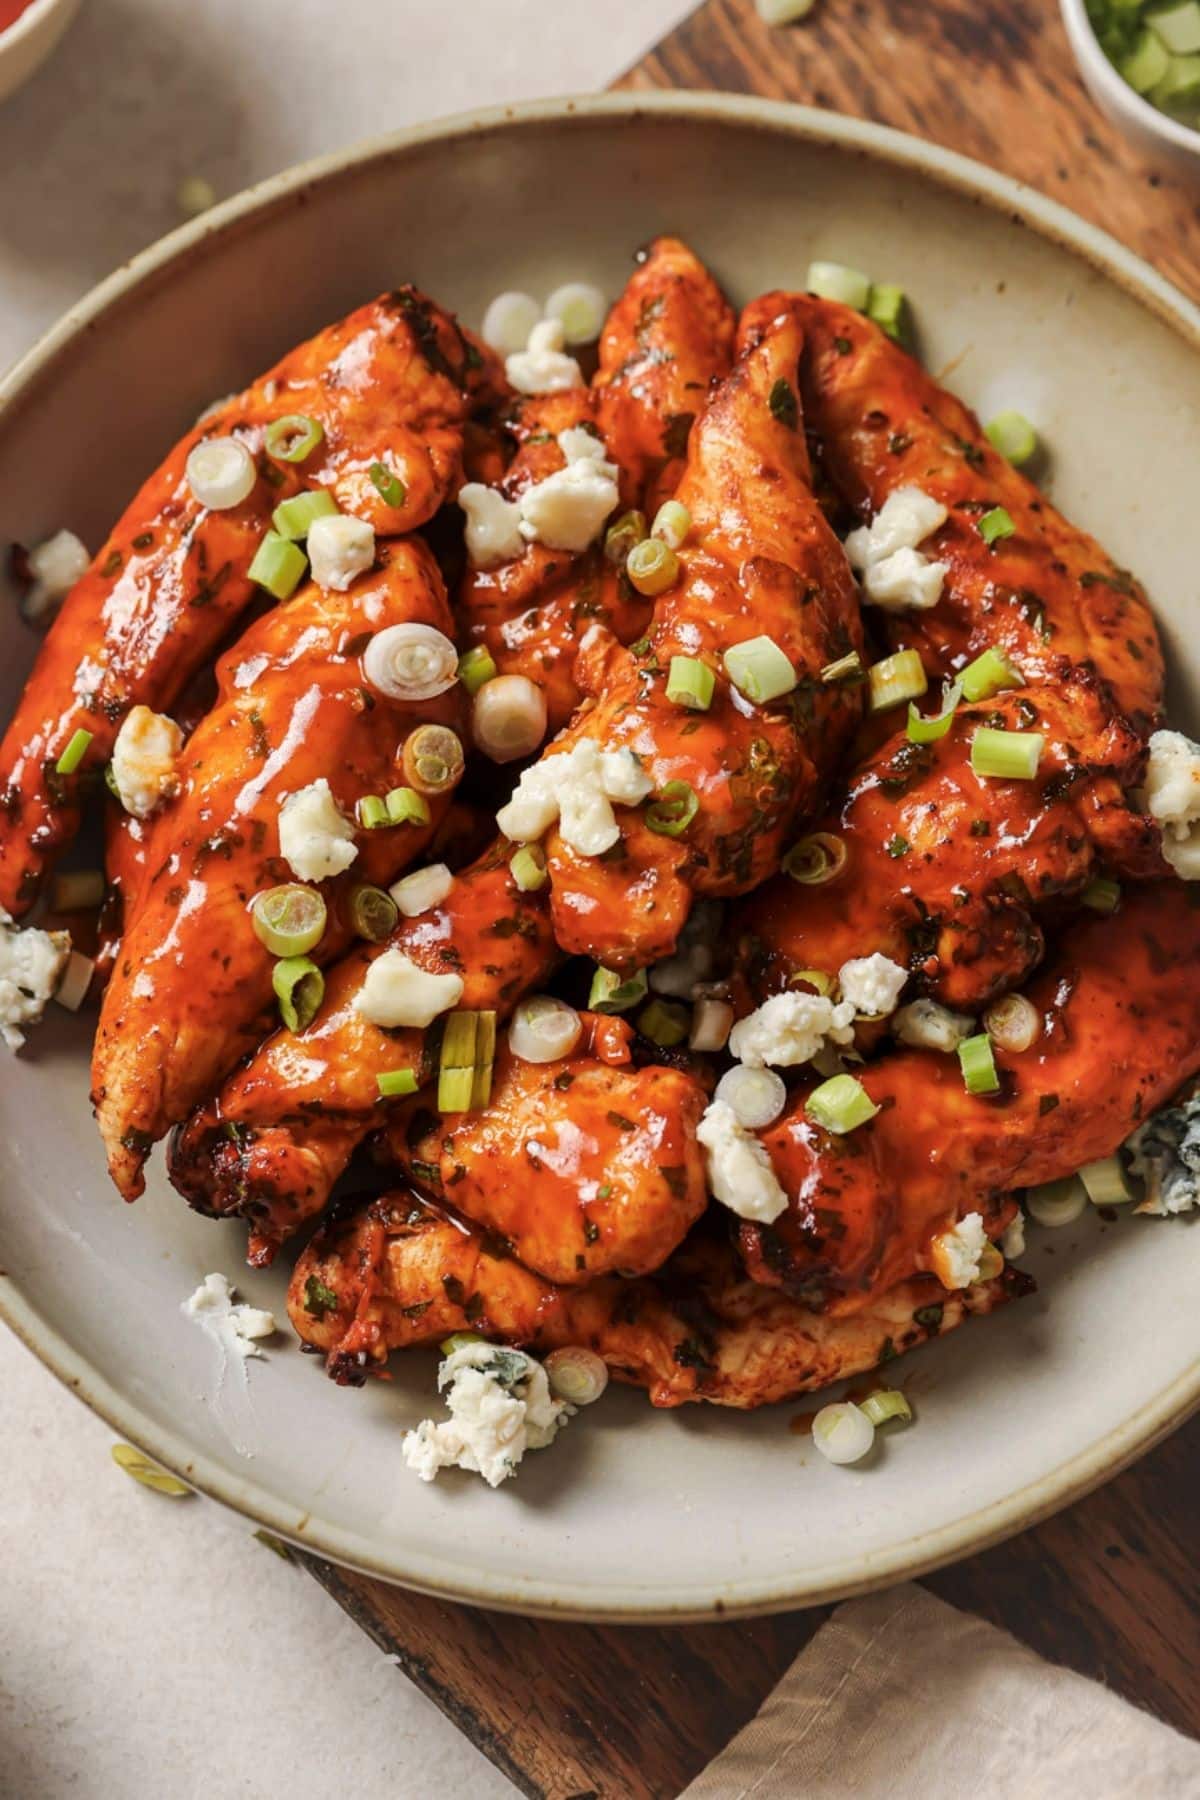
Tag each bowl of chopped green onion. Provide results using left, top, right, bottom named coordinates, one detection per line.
left=1062, top=0, right=1200, bottom=173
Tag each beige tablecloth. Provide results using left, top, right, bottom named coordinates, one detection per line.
left=683, top=1584, right=1200, bottom=1799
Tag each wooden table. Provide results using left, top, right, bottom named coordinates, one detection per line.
left=303, top=7, right=1200, bottom=1794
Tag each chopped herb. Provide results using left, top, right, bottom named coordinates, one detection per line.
left=303, top=1275, right=338, bottom=1318
left=833, top=335, right=853, bottom=356
left=553, top=1071, right=575, bottom=1091
left=969, top=819, right=991, bottom=838
left=597, top=1183, right=612, bottom=1200
left=886, top=834, right=911, bottom=859
left=606, top=1110, right=637, bottom=1133
left=768, top=379, right=798, bottom=429
left=132, top=531, right=155, bottom=550
left=1039, top=1093, right=1060, bottom=1116
left=914, top=1303, right=944, bottom=1332
left=401, top=1300, right=433, bottom=1320
left=100, top=549, right=123, bottom=579
left=888, top=433, right=912, bottom=455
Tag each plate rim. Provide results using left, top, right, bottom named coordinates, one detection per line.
left=3, top=88, right=1199, bottom=1621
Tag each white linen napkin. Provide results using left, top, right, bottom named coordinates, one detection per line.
left=681, top=1583, right=1200, bottom=1799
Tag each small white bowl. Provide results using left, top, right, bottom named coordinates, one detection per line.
left=0, top=0, right=80, bottom=105
left=1060, top=0, right=1200, bottom=177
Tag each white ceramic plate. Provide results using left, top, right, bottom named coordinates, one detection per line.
left=2, top=94, right=1198, bottom=1622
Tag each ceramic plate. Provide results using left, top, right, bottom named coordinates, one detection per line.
left=2, top=94, right=1198, bottom=1621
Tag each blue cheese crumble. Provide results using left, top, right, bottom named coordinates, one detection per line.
left=1127, top=1090, right=1200, bottom=1216
left=402, top=1342, right=572, bottom=1487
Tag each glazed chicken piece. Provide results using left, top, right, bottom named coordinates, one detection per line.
left=733, top=669, right=1164, bottom=1013
left=381, top=1012, right=709, bottom=1283
left=458, top=238, right=735, bottom=728
left=736, top=882, right=1200, bottom=1309
left=746, top=293, right=1164, bottom=732
left=92, top=542, right=464, bottom=1199
left=168, top=840, right=558, bottom=1262
left=0, top=288, right=503, bottom=918
left=523, top=300, right=865, bottom=971
left=290, top=1197, right=1028, bottom=1406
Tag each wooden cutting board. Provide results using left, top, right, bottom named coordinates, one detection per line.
left=302, top=7, right=1200, bottom=1795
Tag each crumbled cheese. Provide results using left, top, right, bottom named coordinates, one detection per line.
left=505, top=318, right=585, bottom=396
left=182, top=1272, right=276, bottom=1358
left=0, top=909, right=70, bottom=1051
left=728, top=990, right=856, bottom=1069
left=496, top=740, right=651, bottom=857
left=1144, top=729, right=1200, bottom=879
left=110, top=706, right=184, bottom=819
left=697, top=1098, right=788, bottom=1224
left=893, top=997, right=976, bottom=1054
left=517, top=454, right=620, bottom=553
left=1127, top=1090, right=1200, bottom=1215
left=929, top=1211, right=987, bottom=1289
left=22, top=528, right=90, bottom=623
left=556, top=426, right=610, bottom=465
left=307, top=514, right=375, bottom=591
left=458, top=483, right=524, bottom=568
left=278, top=778, right=358, bottom=882
left=353, top=948, right=463, bottom=1029
left=402, top=1342, right=571, bottom=1488
left=1000, top=1210, right=1026, bottom=1260
left=843, top=486, right=949, bottom=613
left=837, top=953, right=908, bottom=1018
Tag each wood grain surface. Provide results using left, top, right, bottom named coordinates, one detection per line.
left=303, top=7, right=1200, bottom=1795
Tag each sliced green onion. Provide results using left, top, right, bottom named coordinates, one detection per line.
left=868, top=649, right=927, bottom=712
left=439, top=1009, right=487, bottom=1113
left=251, top=883, right=327, bottom=957
left=55, top=728, right=93, bottom=776
left=377, top=1067, right=419, bottom=1099
left=264, top=414, right=324, bottom=465
left=907, top=680, right=962, bottom=745
left=1149, top=49, right=1200, bottom=109
left=457, top=645, right=498, bottom=695
left=369, top=460, right=407, bottom=508
left=471, top=1012, right=497, bottom=1111
left=271, top=489, right=338, bottom=541
left=248, top=531, right=307, bottom=600
left=652, top=500, right=692, bottom=550
left=959, top=646, right=1022, bottom=702
left=1150, top=1, right=1200, bottom=55
left=757, top=0, right=817, bottom=24
left=358, top=794, right=389, bottom=830
left=604, top=509, right=647, bottom=566
left=820, top=650, right=864, bottom=685
left=544, top=1346, right=609, bottom=1405
left=1121, top=27, right=1171, bottom=91
left=1027, top=1176, right=1087, bottom=1228
left=866, top=282, right=909, bottom=343
left=440, top=1331, right=485, bottom=1356
left=978, top=506, right=1016, bottom=547
left=666, top=655, right=715, bottom=711
left=1082, top=877, right=1121, bottom=915
left=387, top=786, right=431, bottom=826
left=806, top=1073, right=879, bottom=1135
left=111, top=1443, right=192, bottom=1497
left=510, top=845, right=548, bottom=892
left=402, top=724, right=465, bottom=796
left=644, top=779, right=699, bottom=837
left=806, top=260, right=871, bottom=310
left=51, top=869, right=106, bottom=912
left=975, top=1243, right=1005, bottom=1284
left=983, top=993, right=1040, bottom=1054
left=958, top=1032, right=1000, bottom=1095
left=860, top=1387, right=913, bottom=1427
left=273, top=956, right=325, bottom=1033
left=626, top=537, right=680, bottom=597
left=970, top=726, right=1043, bottom=781
left=589, top=965, right=648, bottom=1013
left=1079, top=1154, right=1135, bottom=1205
left=782, top=832, right=847, bottom=886
left=638, top=997, right=689, bottom=1048
left=790, top=967, right=833, bottom=995
left=724, top=635, right=797, bottom=704
left=984, top=410, right=1038, bottom=467
left=349, top=883, right=399, bottom=943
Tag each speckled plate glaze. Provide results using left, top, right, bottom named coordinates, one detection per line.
left=2, top=94, right=1198, bottom=1621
